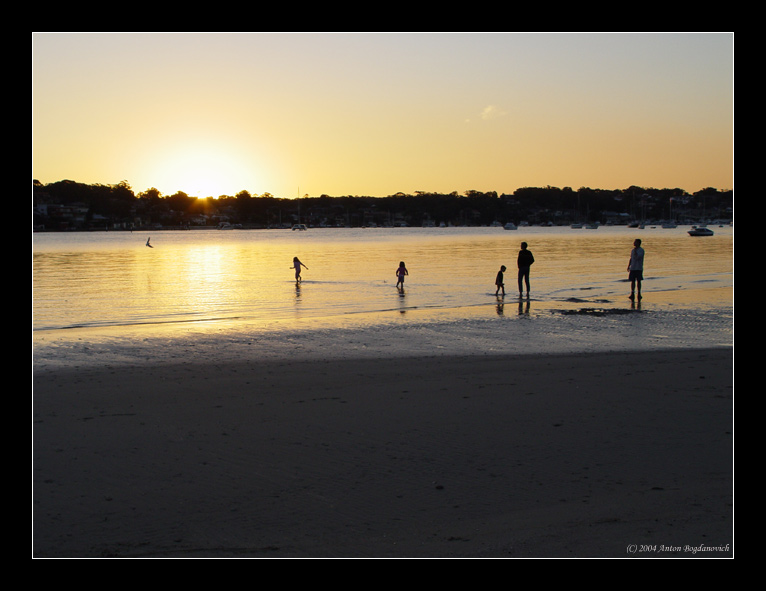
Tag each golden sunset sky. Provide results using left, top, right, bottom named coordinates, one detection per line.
left=32, top=32, right=733, bottom=199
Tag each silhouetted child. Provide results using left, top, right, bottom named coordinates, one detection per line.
left=291, top=257, right=308, bottom=282
left=395, top=261, right=409, bottom=289
left=495, top=265, right=506, bottom=296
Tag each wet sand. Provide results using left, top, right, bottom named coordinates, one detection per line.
left=33, top=347, right=733, bottom=558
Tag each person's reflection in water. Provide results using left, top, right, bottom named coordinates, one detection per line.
left=518, top=298, right=530, bottom=315
left=291, top=279, right=303, bottom=320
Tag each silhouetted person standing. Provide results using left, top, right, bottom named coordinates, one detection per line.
left=517, top=242, right=534, bottom=298
left=627, top=239, right=644, bottom=300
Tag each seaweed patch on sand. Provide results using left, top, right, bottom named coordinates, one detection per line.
left=563, top=297, right=613, bottom=304
left=552, top=307, right=640, bottom=316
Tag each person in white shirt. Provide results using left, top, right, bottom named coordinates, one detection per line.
left=627, top=239, right=645, bottom=300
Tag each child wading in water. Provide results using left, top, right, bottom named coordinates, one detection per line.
left=495, top=265, right=506, bottom=296
left=395, top=261, right=409, bottom=290
left=291, top=257, right=308, bottom=283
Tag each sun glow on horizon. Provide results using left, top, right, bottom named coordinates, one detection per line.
left=142, top=140, right=267, bottom=199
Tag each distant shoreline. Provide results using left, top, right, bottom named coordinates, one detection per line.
left=33, top=221, right=734, bottom=233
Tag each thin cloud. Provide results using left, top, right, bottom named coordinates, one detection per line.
left=466, top=105, right=507, bottom=123
left=480, top=105, right=506, bottom=120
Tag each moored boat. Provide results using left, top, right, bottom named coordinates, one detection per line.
left=688, top=225, right=714, bottom=236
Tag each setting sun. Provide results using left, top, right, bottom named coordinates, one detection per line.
left=145, top=141, right=259, bottom=198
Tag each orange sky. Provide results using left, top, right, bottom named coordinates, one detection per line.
left=32, top=32, right=733, bottom=198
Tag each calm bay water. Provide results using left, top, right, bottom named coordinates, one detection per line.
left=33, top=225, right=733, bottom=367
left=33, top=225, right=733, bottom=330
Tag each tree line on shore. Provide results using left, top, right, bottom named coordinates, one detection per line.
left=32, top=179, right=732, bottom=230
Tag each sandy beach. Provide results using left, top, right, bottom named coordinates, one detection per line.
left=33, top=346, right=733, bottom=558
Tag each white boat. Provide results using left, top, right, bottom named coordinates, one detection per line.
left=291, top=224, right=308, bottom=231
left=688, top=225, right=714, bottom=236
left=503, top=222, right=517, bottom=230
